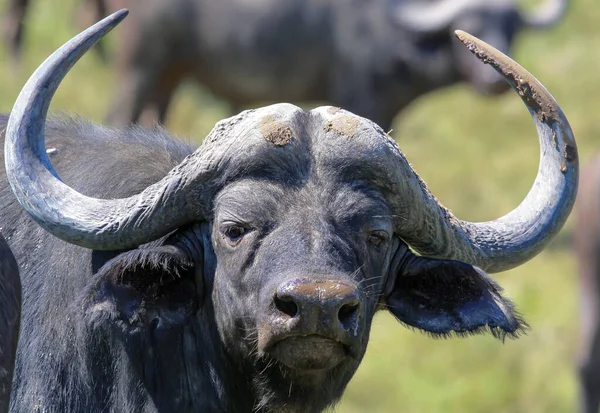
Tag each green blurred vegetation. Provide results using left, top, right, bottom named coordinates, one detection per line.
left=1, top=0, right=599, bottom=412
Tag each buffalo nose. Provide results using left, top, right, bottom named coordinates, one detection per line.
left=274, top=279, right=361, bottom=334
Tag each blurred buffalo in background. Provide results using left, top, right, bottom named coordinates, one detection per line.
left=575, top=158, right=600, bottom=413
left=1, top=0, right=28, bottom=60
left=0, top=234, right=19, bottom=413
left=2, top=0, right=107, bottom=62
left=97, top=0, right=568, bottom=130
left=3, top=0, right=568, bottom=130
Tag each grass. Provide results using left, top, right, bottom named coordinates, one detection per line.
left=1, top=0, right=599, bottom=412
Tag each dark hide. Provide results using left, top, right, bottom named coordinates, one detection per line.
left=0, top=114, right=526, bottom=412
left=0, top=234, right=19, bottom=413
left=101, top=0, right=530, bottom=130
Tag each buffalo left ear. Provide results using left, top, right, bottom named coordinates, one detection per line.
left=384, top=248, right=528, bottom=340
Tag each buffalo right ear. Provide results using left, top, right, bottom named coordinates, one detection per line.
left=80, top=245, right=199, bottom=333
left=384, top=246, right=528, bottom=340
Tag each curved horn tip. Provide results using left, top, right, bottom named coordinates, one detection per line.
left=454, top=29, right=555, bottom=121
left=85, top=9, right=128, bottom=35
left=454, top=29, right=577, bottom=169
left=107, top=8, right=129, bottom=23
left=97, top=9, right=128, bottom=30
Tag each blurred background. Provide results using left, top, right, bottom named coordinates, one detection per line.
left=1, top=0, right=599, bottom=412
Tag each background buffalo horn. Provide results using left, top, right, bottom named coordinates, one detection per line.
left=4, top=9, right=205, bottom=250
left=394, top=0, right=477, bottom=33
left=520, top=0, right=568, bottom=29
left=393, top=30, right=578, bottom=273
left=394, top=0, right=567, bottom=34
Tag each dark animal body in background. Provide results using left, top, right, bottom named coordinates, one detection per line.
left=0, top=235, right=19, bottom=413
left=2, top=0, right=107, bottom=62
left=1, top=10, right=578, bottom=413
left=96, top=0, right=568, bottom=130
left=575, top=157, right=600, bottom=413
left=1, top=0, right=28, bottom=61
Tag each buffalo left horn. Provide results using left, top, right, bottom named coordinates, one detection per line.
left=390, top=30, right=578, bottom=273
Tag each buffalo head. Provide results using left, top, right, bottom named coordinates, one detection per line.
left=3, top=10, right=578, bottom=412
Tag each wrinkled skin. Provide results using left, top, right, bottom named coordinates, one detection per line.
left=99, top=0, right=550, bottom=130
left=0, top=112, right=526, bottom=412
left=575, top=156, right=600, bottom=413
left=0, top=235, right=19, bottom=413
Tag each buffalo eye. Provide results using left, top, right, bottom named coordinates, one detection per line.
left=221, top=224, right=250, bottom=245
left=368, top=231, right=389, bottom=247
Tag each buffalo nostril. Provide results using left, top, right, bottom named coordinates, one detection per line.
left=338, top=300, right=359, bottom=328
left=274, top=295, right=299, bottom=318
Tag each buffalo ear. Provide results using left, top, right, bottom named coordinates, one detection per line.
left=385, top=250, right=528, bottom=340
left=80, top=246, right=199, bottom=333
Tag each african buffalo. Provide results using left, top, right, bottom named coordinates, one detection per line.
left=1, top=10, right=578, bottom=413
left=0, top=234, right=19, bottom=413
left=100, top=0, right=568, bottom=130
left=574, top=158, right=600, bottom=413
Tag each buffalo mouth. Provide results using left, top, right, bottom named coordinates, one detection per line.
left=268, top=335, right=348, bottom=371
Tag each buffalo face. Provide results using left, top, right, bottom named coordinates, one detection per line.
left=210, top=179, right=391, bottom=401
left=207, top=175, right=528, bottom=410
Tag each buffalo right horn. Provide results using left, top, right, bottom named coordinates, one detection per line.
left=4, top=9, right=206, bottom=250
